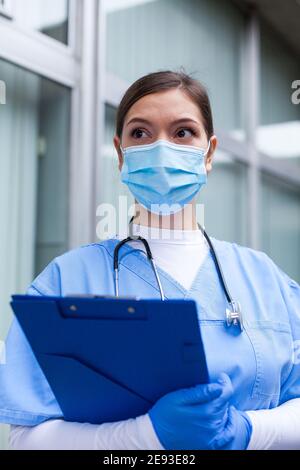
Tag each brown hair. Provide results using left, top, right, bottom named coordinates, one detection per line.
left=115, top=70, right=214, bottom=139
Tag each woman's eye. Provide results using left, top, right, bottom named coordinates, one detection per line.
left=131, top=128, right=147, bottom=139
left=177, top=128, right=195, bottom=138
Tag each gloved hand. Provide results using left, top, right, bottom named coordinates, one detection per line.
left=148, top=373, right=234, bottom=450
left=219, top=406, right=253, bottom=450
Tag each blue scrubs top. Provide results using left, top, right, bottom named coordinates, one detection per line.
left=0, top=238, right=300, bottom=426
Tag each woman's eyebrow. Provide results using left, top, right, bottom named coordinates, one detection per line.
left=126, top=117, right=152, bottom=126
left=126, top=117, right=200, bottom=126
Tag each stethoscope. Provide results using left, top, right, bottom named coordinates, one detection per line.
left=113, top=218, right=243, bottom=331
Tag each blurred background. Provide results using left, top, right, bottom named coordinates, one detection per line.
left=0, top=0, right=299, bottom=449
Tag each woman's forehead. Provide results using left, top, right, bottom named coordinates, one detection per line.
left=124, top=89, right=203, bottom=125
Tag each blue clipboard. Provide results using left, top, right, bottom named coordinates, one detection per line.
left=11, top=295, right=209, bottom=424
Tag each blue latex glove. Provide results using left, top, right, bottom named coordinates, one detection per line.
left=148, top=373, right=234, bottom=450
left=219, top=406, right=253, bottom=450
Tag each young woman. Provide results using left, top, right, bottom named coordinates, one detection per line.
left=2, top=71, right=300, bottom=450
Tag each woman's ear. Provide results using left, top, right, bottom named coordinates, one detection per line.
left=114, top=135, right=123, bottom=171
left=205, top=135, right=217, bottom=174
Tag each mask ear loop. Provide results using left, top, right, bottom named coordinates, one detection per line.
left=204, top=139, right=211, bottom=157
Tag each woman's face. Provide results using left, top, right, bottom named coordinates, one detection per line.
left=114, top=88, right=217, bottom=173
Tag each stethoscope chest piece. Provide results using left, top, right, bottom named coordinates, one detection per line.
left=226, top=301, right=243, bottom=331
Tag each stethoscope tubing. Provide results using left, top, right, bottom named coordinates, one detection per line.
left=113, top=220, right=243, bottom=330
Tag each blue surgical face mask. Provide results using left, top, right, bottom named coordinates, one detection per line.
left=120, top=139, right=210, bottom=215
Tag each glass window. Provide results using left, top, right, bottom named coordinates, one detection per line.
left=34, top=79, right=70, bottom=275
left=261, top=174, right=300, bottom=283
left=259, top=21, right=300, bottom=283
left=105, top=0, right=245, bottom=136
left=200, top=151, right=248, bottom=245
left=0, top=59, right=70, bottom=341
left=99, top=105, right=134, bottom=239
left=259, top=22, right=300, bottom=170
left=13, top=0, right=69, bottom=44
